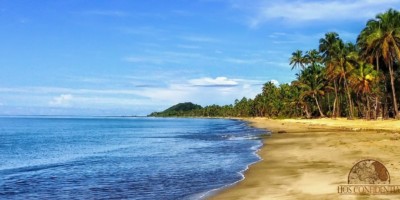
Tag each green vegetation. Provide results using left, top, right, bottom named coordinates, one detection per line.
left=149, top=9, right=400, bottom=119
left=149, top=102, right=202, bottom=117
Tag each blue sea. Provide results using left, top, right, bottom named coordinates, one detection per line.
left=0, top=117, right=265, bottom=199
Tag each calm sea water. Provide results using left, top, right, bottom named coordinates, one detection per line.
left=0, top=117, right=264, bottom=200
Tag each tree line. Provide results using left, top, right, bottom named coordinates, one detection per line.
left=150, top=9, right=400, bottom=119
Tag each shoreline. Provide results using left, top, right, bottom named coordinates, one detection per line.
left=210, top=118, right=400, bottom=200
left=198, top=119, right=265, bottom=200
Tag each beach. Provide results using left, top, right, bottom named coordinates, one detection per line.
left=210, top=118, right=400, bottom=200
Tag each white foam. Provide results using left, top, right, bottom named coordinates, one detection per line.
left=226, top=135, right=259, bottom=141
left=192, top=140, right=264, bottom=200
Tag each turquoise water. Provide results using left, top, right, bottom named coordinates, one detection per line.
left=0, top=117, right=264, bottom=199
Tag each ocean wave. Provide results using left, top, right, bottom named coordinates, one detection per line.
left=192, top=140, right=263, bottom=200
left=223, top=135, right=260, bottom=141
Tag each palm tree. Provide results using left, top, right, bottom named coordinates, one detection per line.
left=294, top=66, right=327, bottom=117
left=349, top=62, right=377, bottom=95
left=254, top=94, right=267, bottom=117
left=327, top=40, right=357, bottom=118
left=349, top=62, right=378, bottom=119
left=357, top=14, right=385, bottom=119
left=319, top=32, right=341, bottom=117
left=261, top=82, right=279, bottom=117
left=319, top=32, right=340, bottom=60
left=357, top=8, right=400, bottom=118
left=304, top=49, right=322, bottom=70
left=289, top=82, right=311, bottom=118
left=290, top=50, right=306, bottom=70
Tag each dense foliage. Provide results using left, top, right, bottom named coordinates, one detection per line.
left=149, top=102, right=203, bottom=117
left=149, top=9, right=400, bottom=119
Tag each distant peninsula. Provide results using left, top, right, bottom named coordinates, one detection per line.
left=148, top=102, right=203, bottom=117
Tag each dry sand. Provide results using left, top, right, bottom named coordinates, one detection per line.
left=210, top=118, right=400, bottom=200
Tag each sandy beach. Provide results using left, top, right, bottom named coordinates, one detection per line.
left=210, top=118, right=400, bottom=200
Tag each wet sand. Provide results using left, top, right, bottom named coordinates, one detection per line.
left=210, top=118, right=400, bottom=200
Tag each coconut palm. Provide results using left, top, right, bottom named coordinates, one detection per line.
left=290, top=50, right=306, bottom=70
left=319, top=32, right=341, bottom=117
left=357, top=8, right=400, bottom=118
left=319, top=32, right=340, bottom=60
left=349, top=62, right=377, bottom=95
left=304, top=49, right=322, bottom=70
left=349, top=62, right=378, bottom=119
left=293, top=66, right=327, bottom=117
left=321, top=39, right=357, bottom=118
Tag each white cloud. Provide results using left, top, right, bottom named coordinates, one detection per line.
left=123, top=51, right=213, bottom=65
left=180, top=35, right=221, bottom=43
left=270, top=79, right=279, bottom=86
left=123, top=56, right=166, bottom=64
left=69, top=76, right=111, bottom=84
left=137, top=84, right=193, bottom=103
left=176, top=44, right=201, bottom=49
left=234, top=0, right=400, bottom=27
left=82, top=10, right=130, bottom=17
left=0, top=87, right=140, bottom=96
left=137, top=82, right=262, bottom=107
left=124, top=50, right=273, bottom=67
left=117, top=26, right=167, bottom=36
left=224, top=58, right=264, bottom=64
left=67, top=96, right=155, bottom=107
left=49, top=94, right=74, bottom=107
left=0, top=76, right=268, bottom=114
left=265, top=61, right=291, bottom=69
left=189, top=77, right=239, bottom=87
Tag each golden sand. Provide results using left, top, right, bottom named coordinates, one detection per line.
left=210, top=118, right=400, bottom=200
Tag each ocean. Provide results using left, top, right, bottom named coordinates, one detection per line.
left=0, top=117, right=265, bottom=199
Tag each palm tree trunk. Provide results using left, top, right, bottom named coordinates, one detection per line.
left=313, top=94, right=325, bottom=117
left=366, top=96, right=371, bottom=120
left=372, top=96, right=377, bottom=120
left=388, top=63, right=400, bottom=118
left=340, top=61, right=354, bottom=119
left=374, top=56, right=380, bottom=120
left=338, top=88, right=342, bottom=117
left=303, top=104, right=311, bottom=119
left=382, top=82, right=388, bottom=119
left=384, top=93, right=389, bottom=119
left=327, top=92, right=331, bottom=115
left=333, top=80, right=339, bottom=118
left=332, top=96, right=337, bottom=118
left=343, top=77, right=354, bottom=119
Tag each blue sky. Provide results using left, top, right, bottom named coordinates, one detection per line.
left=1, top=0, right=399, bottom=116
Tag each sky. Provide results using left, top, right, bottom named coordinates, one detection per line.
left=1, top=0, right=400, bottom=116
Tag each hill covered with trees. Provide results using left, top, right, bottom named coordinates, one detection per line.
left=148, top=102, right=202, bottom=117
left=149, top=9, right=400, bottom=120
